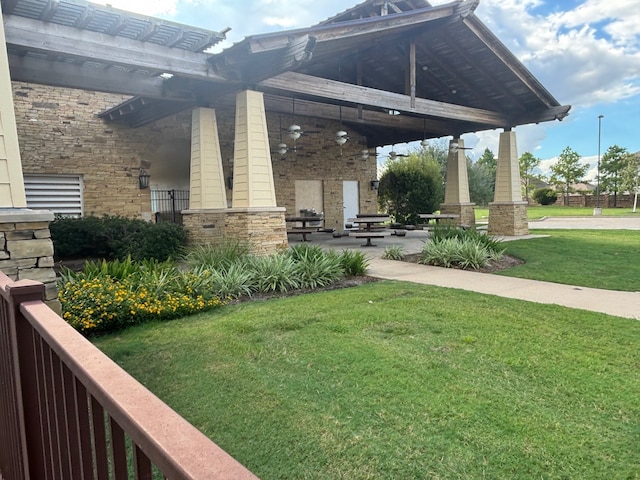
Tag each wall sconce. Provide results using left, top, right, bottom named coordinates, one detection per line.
left=138, top=170, right=150, bottom=189
left=227, top=176, right=234, bottom=190
left=370, top=180, right=380, bottom=191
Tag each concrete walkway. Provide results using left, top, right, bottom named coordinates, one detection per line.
left=367, top=257, right=640, bottom=320
left=308, top=216, right=640, bottom=320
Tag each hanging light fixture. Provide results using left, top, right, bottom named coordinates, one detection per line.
left=420, top=118, right=429, bottom=147
left=277, top=114, right=288, bottom=157
left=288, top=98, right=301, bottom=140
left=335, top=104, right=349, bottom=146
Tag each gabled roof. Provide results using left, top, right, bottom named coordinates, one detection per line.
left=3, top=0, right=570, bottom=147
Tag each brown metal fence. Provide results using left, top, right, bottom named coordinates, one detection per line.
left=152, top=189, right=189, bottom=225
left=0, top=272, right=258, bottom=480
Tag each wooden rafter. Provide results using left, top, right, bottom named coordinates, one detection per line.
left=259, top=72, right=508, bottom=126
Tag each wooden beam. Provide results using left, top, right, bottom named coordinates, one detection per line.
left=241, top=3, right=457, bottom=54
left=259, top=72, right=507, bottom=126
left=7, top=54, right=196, bottom=100
left=259, top=95, right=453, bottom=137
left=3, top=15, right=228, bottom=82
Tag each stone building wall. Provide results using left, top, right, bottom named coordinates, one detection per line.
left=12, top=81, right=192, bottom=220
left=12, top=82, right=380, bottom=231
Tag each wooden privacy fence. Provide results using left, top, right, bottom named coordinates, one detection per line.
left=0, top=272, right=258, bottom=480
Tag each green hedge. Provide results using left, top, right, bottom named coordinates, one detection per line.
left=51, top=215, right=187, bottom=261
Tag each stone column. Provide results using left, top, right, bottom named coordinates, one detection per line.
left=183, top=92, right=287, bottom=254
left=440, top=138, right=475, bottom=225
left=0, top=9, right=57, bottom=310
left=0, top=209, right=59, bottom=310
left=488, top=129, right=528, bottom=236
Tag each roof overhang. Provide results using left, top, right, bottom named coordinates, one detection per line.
left=3, top=0, right=570, bottom=147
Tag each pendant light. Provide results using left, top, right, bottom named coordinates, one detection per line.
left=288, top=98, right=301, bottom=141
left=335, top=104, right=348, bottom=146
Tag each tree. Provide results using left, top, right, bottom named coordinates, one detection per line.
left=377, top=153, right=444, bottom=225
left=477, top=148, right=497, bottom=172
left=465, top=148, right=496, bottom=206
left=468, top=157, right=495, bottom=206
left=519, top=151, right=541, bottom=203
left=620, top=153, right=640, bottom=212
left=600, top=145, right=630, bottom=207
left=532, top=187, right=558, bottom=205
left=418, top=140, right=449, bottom=180
left=549, top=147, right=589, bottom=206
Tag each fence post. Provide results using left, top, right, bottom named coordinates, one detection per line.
left=5, top=279, right=47, bottom=480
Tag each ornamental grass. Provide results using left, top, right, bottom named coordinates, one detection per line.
left=59, top=245, right=369, bottom=336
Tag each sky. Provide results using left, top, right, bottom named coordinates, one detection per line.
left=92, top=0, right=640, bottom=181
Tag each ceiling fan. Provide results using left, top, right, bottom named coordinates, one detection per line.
left=283, top=97, right=320, bottom=142
left=449, top=141, right=473, bottom=153
left=385, top=145, right=410, bottom=160
left=271, top=115, right=302, bottom=158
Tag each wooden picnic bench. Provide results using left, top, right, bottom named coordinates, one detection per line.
left=348, top=230, right=391, bottom=247
left=287, top=228, right=315, bottom=242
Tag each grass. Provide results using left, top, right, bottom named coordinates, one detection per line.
left=95, top=281, right=640, bottom=480
left=474, top=205, right=639, bottom=221
left=499, top=229, right=640, bottom=291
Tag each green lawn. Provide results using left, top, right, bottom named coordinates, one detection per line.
left=95, top=282, right=640, bottom=480
left=499, top=229, right=640, bottom=291
left=474, top=205, right=639, bottom=220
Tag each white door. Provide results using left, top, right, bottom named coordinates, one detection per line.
left=343, top=181, right=359, bottom=229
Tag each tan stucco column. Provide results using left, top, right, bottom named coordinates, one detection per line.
left=232, top=90, right=278, bottom=208
left=0, top=8, right=26, bottom=208
left=488, top=129, right=528, bottom=236
left=183, top=91, right=287, bottom=254
left=440, top=138, right=475, bottom=225
left=189, top=107, right=227, bottom=209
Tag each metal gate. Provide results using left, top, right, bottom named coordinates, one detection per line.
left=151, top=190, right=189, bottom=225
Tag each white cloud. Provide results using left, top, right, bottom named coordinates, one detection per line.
left=476, top=0, right=640, bottom=108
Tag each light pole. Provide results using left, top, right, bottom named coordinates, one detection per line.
left=594, top=114, right=604, bottom=215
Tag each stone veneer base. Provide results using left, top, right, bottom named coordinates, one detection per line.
left=182, top=207, right=288, bottom=255
left=439, top=203, right=476, bottom=226
left=488, top=202, right=529, bottom=236
left=0, top=208, right=60, bottom=312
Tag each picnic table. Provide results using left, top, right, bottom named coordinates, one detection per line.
left=418, top=213, right=460, bottom=226
left=347, top=216, right=391, bottom=246
left=285, top=216, right=323, bottom=241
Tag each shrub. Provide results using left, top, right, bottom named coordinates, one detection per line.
left=532, top=187, right=558, bottom=205
left=338, top=249, right=369, bottom=276
left=183, top=241, right=251, bottom=269
left=430, top=223, right=504, bottom=256
left=51, top=215, right=187, bottom=261
left=292, top=250, right=344, bottom=289
left=382, top=245, right=404, bottom=260
left=59, top=259, right=224, bottom=336
left=247, top=254, right=300, bottom=293
left=420, top=225, right=505, bottom=270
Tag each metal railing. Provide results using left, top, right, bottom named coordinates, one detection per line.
left=0, top=272, right=258, bottom=480
left=152, top=190, right=190, bottom=225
